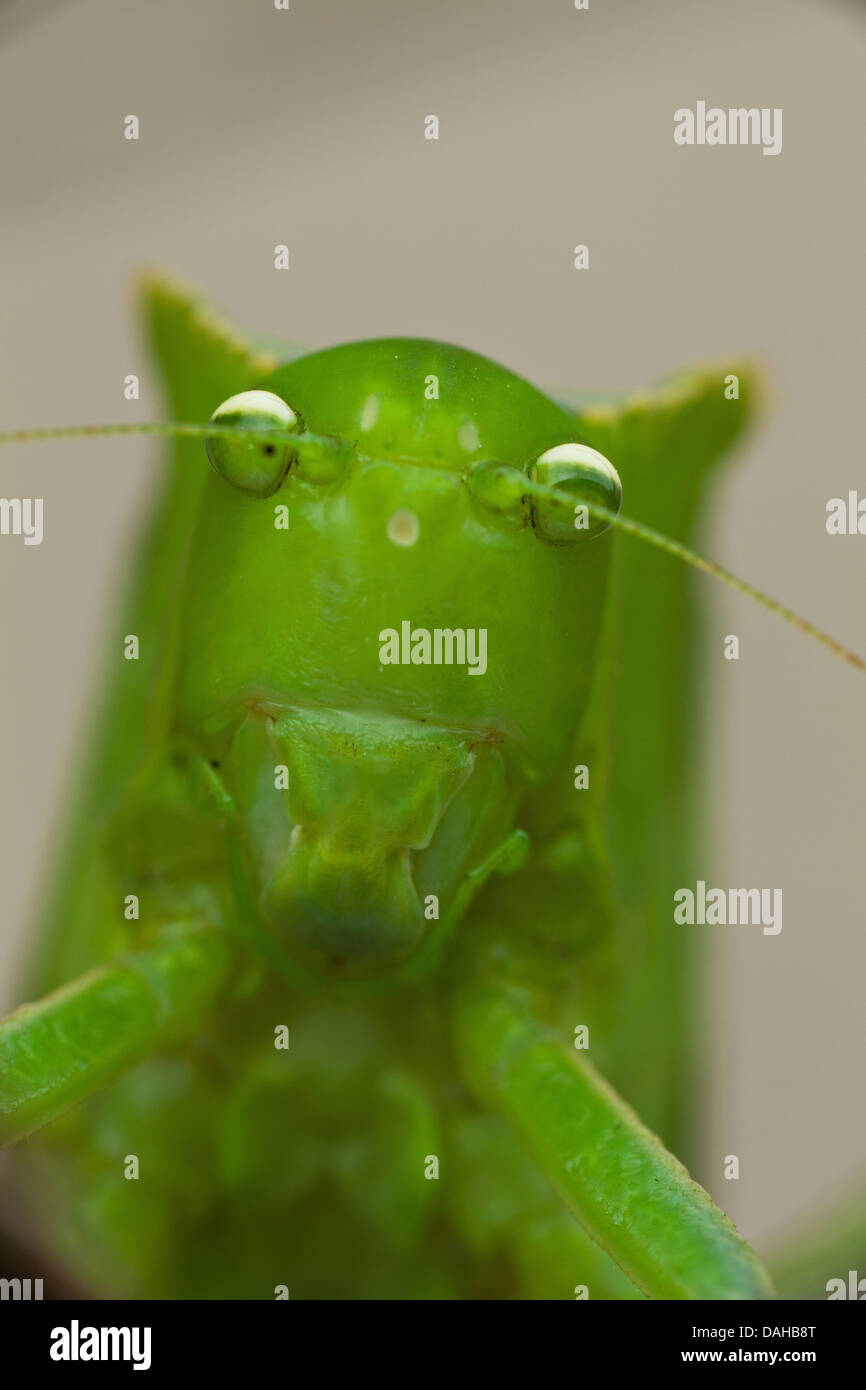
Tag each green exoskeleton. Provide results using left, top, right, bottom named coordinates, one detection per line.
left=0, top=276, right=860, bottom=1299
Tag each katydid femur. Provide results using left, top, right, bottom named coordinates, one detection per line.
left=0, top=276, right=860, bottom=1300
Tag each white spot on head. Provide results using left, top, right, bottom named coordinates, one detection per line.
left=387, top=509, right=420, bottom=547
left=457, top=418, right=480, bottom=453
left=359, top=394, right=380, bottom=432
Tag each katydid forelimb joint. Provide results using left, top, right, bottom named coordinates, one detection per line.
left=0, top=276, right=861, bottom=1300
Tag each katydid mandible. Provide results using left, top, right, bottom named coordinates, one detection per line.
left=0, top=274, right=859, bottom=1299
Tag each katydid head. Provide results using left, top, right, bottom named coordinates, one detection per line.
left=5, top=337, right=860, bottom=981
left=184, top=341, right=619, bottom=977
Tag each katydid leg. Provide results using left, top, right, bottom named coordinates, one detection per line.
left=0, top=925, right=234, bottom=1147
left=453, top=974, right=775, bottom=1300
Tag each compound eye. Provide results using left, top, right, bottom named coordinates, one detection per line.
left=530, top=443, right=622, bottom=542
left=205, top=390, right=301, bottom=497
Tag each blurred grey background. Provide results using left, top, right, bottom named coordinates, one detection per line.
left=0, top=0, right=863, bottom=1257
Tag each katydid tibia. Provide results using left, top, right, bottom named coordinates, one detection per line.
left=0, top=274, right=860, bottom=1299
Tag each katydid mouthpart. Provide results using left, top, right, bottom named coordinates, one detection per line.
left=0, top=274, right=859, bottom=1300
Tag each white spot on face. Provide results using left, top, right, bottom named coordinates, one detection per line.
left=457, top=418, right=480, bottom=453
left=387, top=509, right=420, bottom=547
left=359, top=394, right=380, bottom=432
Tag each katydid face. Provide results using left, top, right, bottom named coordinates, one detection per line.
left=176, top=339, right=617, bottom=971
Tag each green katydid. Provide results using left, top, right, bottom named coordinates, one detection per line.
left=0, top=273, right=860, bottom=1300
